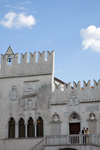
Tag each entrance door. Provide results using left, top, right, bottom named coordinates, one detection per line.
left=69, top=123, right=80, bottom=134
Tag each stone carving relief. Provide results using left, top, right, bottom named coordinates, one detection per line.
left=10, top=85, right=18, bottom=100
left=72, top=113, right=78, bottom=121
left=23, top=82, right=38, bottom=97
left=24, top=83, right=34, bottom=92
left=27, top=99, right=33, bottom=108
left=52, top=113, right=60, bottom=122
left=24, top=96, right=37, bottom=110
left=68, top=90, right=79, bottom=106
left=89, top=113, right=96, bottom=121
left=69, top=113, right=80, bottom=121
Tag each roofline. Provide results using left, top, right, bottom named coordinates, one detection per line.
left=54, top=77, right=67, bottom=85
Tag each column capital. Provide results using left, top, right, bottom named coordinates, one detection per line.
left=34, top=122, right=37, bottom=125
left=24, top=123, right=27, bottom=126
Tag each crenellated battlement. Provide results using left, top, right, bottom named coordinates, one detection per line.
left=52, top=79, right=100, bottom=105
left=53, top=79, right=100, bottom=92
left=0, top=46, right=55, bottom=78
left=73, top=81, right=81, bottom=90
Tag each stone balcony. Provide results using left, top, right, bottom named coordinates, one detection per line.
left=43, top=134, right=100, bottom=150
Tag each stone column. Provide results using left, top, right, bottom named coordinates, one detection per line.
left=35, top=123, right=37, bottom=137
left=5, top=123, right=8, bottom=138
left=79, top=132, right=82, bottom=144
left=92, top=134, right=94, bottom=144
left=43, top=122, right=45, bottom=136
left=99, top=114, right=100, bottom=134
left=15, top=123, right=18, bottom=138
left=43, top=122, right=45, bottom=145
left=25, top=124, right=27, bottom=138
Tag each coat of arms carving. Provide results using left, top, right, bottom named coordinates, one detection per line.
left=10, top=85, right=18, bottom=100
left=68, top=90, right=79, bottom=106
left=27, top=99, right=33, bottom=108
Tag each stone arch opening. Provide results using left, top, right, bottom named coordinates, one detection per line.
left=69, top=112, right=81, bottom=135
left=19, top=118, right=25, bottom=138
left=8, top=117, right=15, bottom=138
left=37, top=116, right=43, bottom=137
left=27, top=117, right=35, bottom=137
left=7, top=56, right=12, bottom=65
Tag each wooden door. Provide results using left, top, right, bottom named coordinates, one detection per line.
left=69, top=123, right=80, bottom=134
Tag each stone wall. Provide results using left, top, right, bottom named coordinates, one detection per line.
left=0, top=47, right=100, bottom=150
left=0, top=138, right=42, bottom=150
left=0, top=46, right=55, bottom=78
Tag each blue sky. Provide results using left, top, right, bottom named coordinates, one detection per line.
left=0, top=0, right=100, bottom=86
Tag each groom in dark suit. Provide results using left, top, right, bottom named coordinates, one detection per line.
left=82, top=127, right=86, bottom=144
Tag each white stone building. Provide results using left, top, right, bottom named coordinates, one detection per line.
left=0, top=46, right=100, bottom=150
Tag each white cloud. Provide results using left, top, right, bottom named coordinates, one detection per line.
left=32, top=11, right=36, bottom=13
left=56, top=69, right=63, bottom=73
left=26, top=1, right=30, bottom=4
left=5, top=5, right=16, bottom=9
left=80, top=25, right=100, bottom=52
left=5, top=5, right=26, bottom=10
left=19, top=1, right=30, bottom=5
left=18, top=7, right=25, bottom=10
left=0, top=12, right=36, bottom=29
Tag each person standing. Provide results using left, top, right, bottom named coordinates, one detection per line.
left=86, top=128, right=90, bottom=144
left=82, top=127, right=86, bottom=144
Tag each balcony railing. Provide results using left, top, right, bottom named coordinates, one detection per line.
left=44, top=133, right=100, bottom=146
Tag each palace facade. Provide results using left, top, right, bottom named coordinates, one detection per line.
left=0, top=47, right=100, bottom=150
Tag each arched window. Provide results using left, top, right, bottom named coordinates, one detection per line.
left=8, top=117, right=15, bottom=138
left=19, top=118, right=25, bottom=138
left=69, top=113, right=80, bottom=121
left=37, top=117, right=43, bottom=137
left=27, top=117, right=35, bottom=137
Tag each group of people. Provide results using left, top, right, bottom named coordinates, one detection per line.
left=82, top=127, right=90, bottom=134
left=82, top=127, right=90, bottom=144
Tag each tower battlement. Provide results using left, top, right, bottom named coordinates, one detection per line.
left=54, top=79, right=100, bottom=92
left=0, top=46, right=55, bottom=78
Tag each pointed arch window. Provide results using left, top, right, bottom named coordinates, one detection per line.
left=37, top=117, right=43, bottom=137
left=19, top=118, right=25, bottom=138
left=27, top=117, right=35, bottom=137
left=8, top=117, right=15, bottom=138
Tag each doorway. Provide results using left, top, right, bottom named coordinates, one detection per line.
left=69, top=123, right=80, bottom=134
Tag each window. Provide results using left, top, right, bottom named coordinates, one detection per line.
left=27, top=117, right=35, bottom=137
left=19, top=118, right=25, bottom=138
left=69, top=113, right=80, bottom=121
left=8, top=117, right=15, bottom=138
left=37, top=117, right=43, bottom=137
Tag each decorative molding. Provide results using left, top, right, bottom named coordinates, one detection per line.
left=50, top=100, right=67, bottom=105
left=80, top=99, right=100, bottom=103
left=0, top=72, right=52, bottom=78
